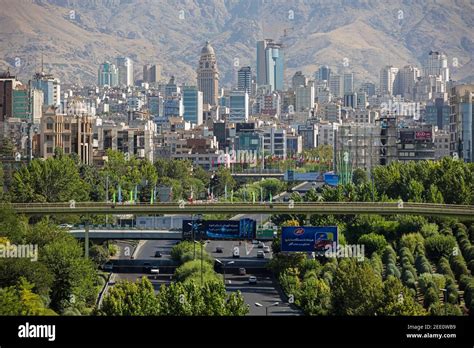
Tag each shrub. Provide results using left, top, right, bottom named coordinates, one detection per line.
left=400, top=233, right=425, bottom=255
left=425, top=235, right=457, bottom=262
left=370, top=252, right=383, bottom=278
left=382, top=245, right=397, bottom=264
left=418, top=273, right=436, bottom=293
left=429, top=302, right=462, bottom=316
left=399, top=247, right=415, bottom=265
left=420, top=223, right=439, bottom=238
left=358, top=233, right=388, bottom=256
left=386, top=263, right=401, bottom=279
left=445, top=277, right=459, bottom=305
left=437, top=257, right=455, bottom=279
left=415, top=254, right=432, bottom=274
left=424, top=286, right=440, bottom=308
left=450, top=254, right=469, bottom=280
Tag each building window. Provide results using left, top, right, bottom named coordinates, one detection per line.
left=46, top=118, right=54, bottom=130
left=46, top=135, right=52, bottom=141
left=47, top=147, right=53, bottom=154
left=65, top=123, right=70, bottom=130
left=64, top=135, right=70, bottom=141
left=65, top=147, right=70, bottom=153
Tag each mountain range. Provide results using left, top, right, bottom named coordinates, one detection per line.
left=0, top=0, right=473, bottom=88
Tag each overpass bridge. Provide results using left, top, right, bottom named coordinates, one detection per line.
left=8, top=202, right=474, bottom=219
left=69, top=229, right=182, bottom=240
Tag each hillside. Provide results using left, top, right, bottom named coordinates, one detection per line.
left=0, top=0, right=472, bottom=87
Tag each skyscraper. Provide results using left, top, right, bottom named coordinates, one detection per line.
left=398, top=65, right=420, bottom=100
left=229, top=90, right=249, bottom=122
left=380, top=66, right=399, bottom=96
left=182, top=86, right=203, bottom=125
left=292, top=71, right=307, bottom=89
left=197, top=41, right=219, bottom=106
left=316, top=65, right=331, bottom=81
left=424, top=51, right=449, bottom=82
left=116, top=57, right=133, bottom=87
left=237, top=66, right=252, bottom=93
left=450, top=84, right=474, bottom=162
left=98, top=62, right=119, bottom=87
left=329, top=74, right=343, bottom=98
left=143, top=64, right=161, bottom=84
left=343, top=73, right=354, bottom=94
left=31, top=71, right=61, bottom=106
left=256, top=39, right=284, bottom=91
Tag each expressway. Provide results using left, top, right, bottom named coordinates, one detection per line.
left=9, top=202, right=474, bottom=218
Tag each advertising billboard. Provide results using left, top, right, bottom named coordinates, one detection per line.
left=182, top=219, right=256, bottom=240
left=324, top=173, right=339, bottom=186
left=285, top=170, right=320, bottom=182
left=415, top=131, right=432, bottom=140
left=281, top=226, right=338, bottom=252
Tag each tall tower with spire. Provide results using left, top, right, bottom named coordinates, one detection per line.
left=197, top=41, right=219, bottom=106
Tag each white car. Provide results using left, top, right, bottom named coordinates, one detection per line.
left=263, top=246, right=271, bottom=253
left=248, top=276, right=257, bottom=284
left=257, top=250, right=265, bottom=258
left=59, top=223, right=73, bottom=229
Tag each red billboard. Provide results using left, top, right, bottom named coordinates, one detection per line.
left=415, top=131, right=432, bottom=140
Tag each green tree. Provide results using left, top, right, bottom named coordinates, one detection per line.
left=297, top=277, right=332, bottom=315
left=352, top=168, right=368, bottom=186
left=0, top=278, right=56, bottom=315
left=41, top=237, right=97, bottom=312
left=379, top=276, right=426, bottom=315
left=11, top=156, right=89, bottom=203
left=425, top=235, right=457, bottom=262
left=100, top=277, right=160, bottom=316
left=358, top=233, right=388, bottom=256
left=331, top=259, right=384, bottom=315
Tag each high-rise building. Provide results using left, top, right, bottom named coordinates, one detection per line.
left=116, top=57, right=134, bottom=87
left=329, top=74, right=343, bottom=98
left=0, top=71, right=15, bottom=122
left=398, top=65, right=420, bottom=100
left=449, top=84, right=474, bottom=162
left=40, top=106, right=94, bottom=164
left=143, top=64, right=161, bottom=84
left=237, top=66, right=252, bottom=93
left=256, top=39, right=284, bottom=91
left=197, top=41, right=219, bottom=106
left=359, top=82, right=376, bottom=97
left=380, top=66, right=399, bottom=96
left=182, top=86, right=203, bottom=125
left=31, top=72, right=60, bottom=106
left=425, top=98, right=450, bottom=130
left=343, top=73, right=354, bottom=94
left=229, top=90, right=249, bottom=122
left=12, top=84, right=29, bottom=120
left=295, top=84, right=315, bottom=112
left=316, top=65, right=331, bottom=81
left=292, top=71, right=307, bottom=89
left=98, top=62, right=119, bottom=87
left=424, top=51, right=449, bottom=82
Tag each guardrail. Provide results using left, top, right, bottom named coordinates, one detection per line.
left=7, top=202, right=474, bottom=218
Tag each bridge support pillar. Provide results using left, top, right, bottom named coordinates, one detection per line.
left=85, top=222, right=89, bottom=259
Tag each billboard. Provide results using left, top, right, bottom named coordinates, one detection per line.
left=182, top=219, right=256, bottom=240
left=415, top=131, right=432, bottom=140
left=281, top=226, right=338, bottom=252
left=256, top=228, right=275, bottom=240
left=324, top=173, right=339, bottom=186
left=285, top=170, right=320, bottom=182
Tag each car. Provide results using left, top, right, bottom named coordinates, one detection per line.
left=215, top=246, right=224, bottom=253
left=59, top=223, right=73, bottom=229
left=248, top=276, right=257, bottom=284
left=257, top=250, right=265, bottom=258
left=257, top=242, right=265, bottom=248
left=238, top=267, right=246, bottom=275
left=143, top=262, right=152, bottom=272
left=263, top=246, right=271, bottom=253
left=102, top=262, right=113, bottom=271
left=154, top=251, right=162, bottom=258
left=252, top=240, right=259, bottom=245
